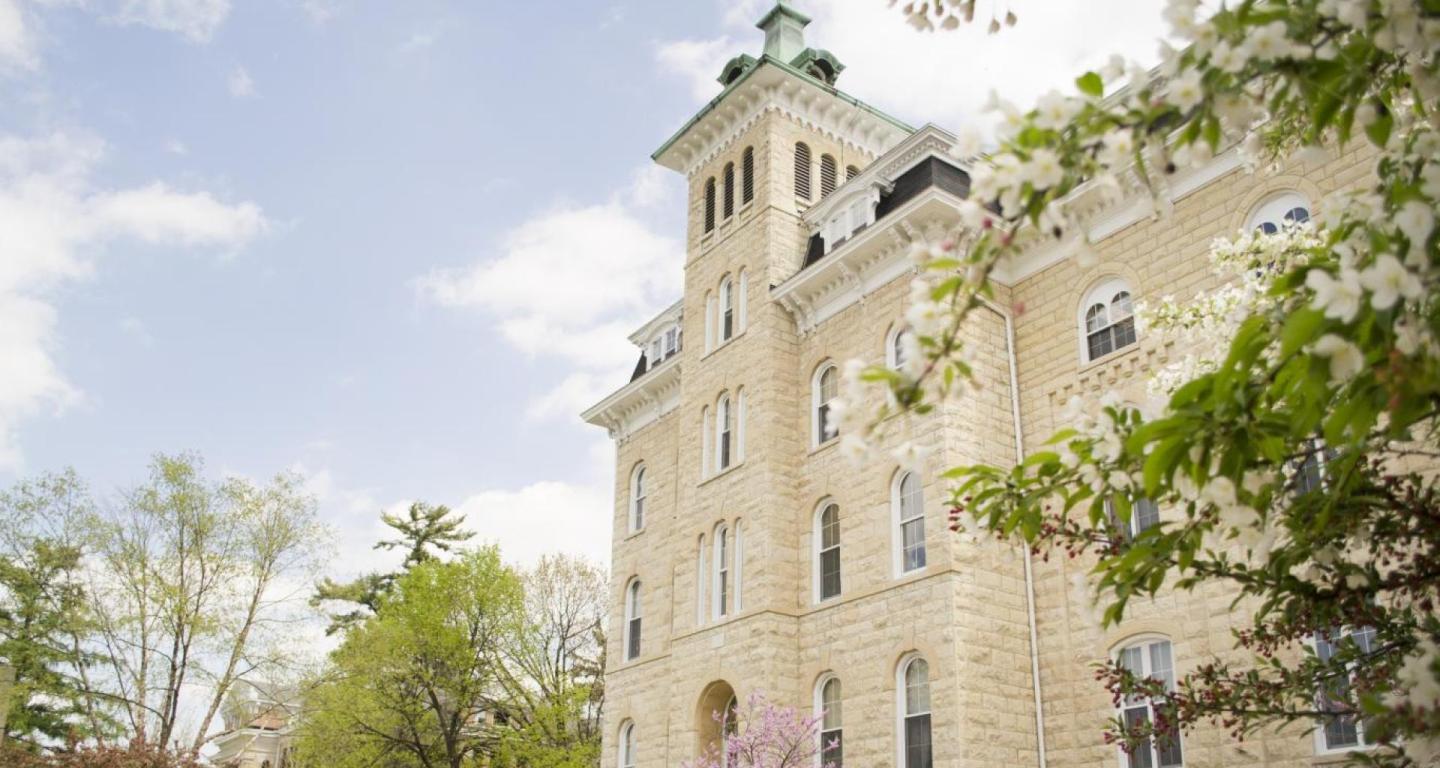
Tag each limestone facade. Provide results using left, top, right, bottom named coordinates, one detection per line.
left=583, top=6, right=1373, bottom=768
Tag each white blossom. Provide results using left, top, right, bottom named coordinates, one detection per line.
left=1210, top=40, right=1250, bottom=73
left=1391, top=638, right=1440, bottom=711
left=1359, top=253, right=1423, bottom=310
left=1097, top=129, right=1135, bottom=171
left=1312, top=334, right=1366, bottom=383
left=891, top=441, right=932, bottom=472
left=1306, top=268, right=1364, bottom=322
left=1249, top=21, right=1299, bottom=60
left=1025, top=148, right=1064, bottom=190
left=1035, top=90, right=1078, bottom=130
left=1167, top=68, right=1205, bottom=111
left=1396, top=200, right=1435, bottom=259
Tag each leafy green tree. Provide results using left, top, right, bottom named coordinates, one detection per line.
left=312, top=502, right=474, bottom=635
left=861, top=0, right=1440, bottom=763
left=0, top=471, right=111, bottom=749
left=295, top=546, right=524, bottom=768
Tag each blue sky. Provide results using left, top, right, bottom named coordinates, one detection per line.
left=0, top=0, right=1163, bottom=578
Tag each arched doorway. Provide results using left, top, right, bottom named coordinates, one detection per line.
left=695, top=680, right=739, bottom=762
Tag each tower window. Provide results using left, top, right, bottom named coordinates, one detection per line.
left=1314, top=626, right=1378, bottom=753
left=899, top=656, right=932, bottom=768
left=716, top=393, right=733, bottom=472
left=813, top=363, right=839, bottom=445
left=816, top=501, right=841, bottom=601
left=704, top=177, right=717, bottom=233
left=817, top=675, right=843, bottom=767
left=629, top=463, right=646, bottom=533
left=624, top=579, right=642, bottom=660
left=719, top=276, right=735, bottom=342
left=714, top=523, right=729, bottom=619
left=820, top=154, right=838, bottom=198
left=742, top=147, right=755, bottom=204
left=795, top=142, right=812, bottom=201
left=723, top=162, right=735, bottom=219
left=619, top=721, right=637, bottom=768
left=894, top=471, right=927, bottom=574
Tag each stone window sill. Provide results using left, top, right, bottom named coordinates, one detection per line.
left=1077, top=340, right=1141, bottom=375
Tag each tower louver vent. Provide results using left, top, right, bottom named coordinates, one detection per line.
left=742, top=147, right=755, bottom=205
left=820, top=154, right=837, bottom=198
left=794, top=142, right=812, bottom=201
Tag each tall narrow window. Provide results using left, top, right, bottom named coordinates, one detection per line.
left=896, top=472, right=927, bottom=574
left=814, top=364, right=839, bottom=444
left=795, top=142, right=812, bottom=201
left=696, top=535, right=707, bottom=626
left=846, top=164, right=860, bottom=181
left=720, top=277, right=735, bottom=342
left=742, top=147, right=755, bottom=204
left=619, top=721, right=637, bottom=768
left=1081, top=279, right=1138, bottom=362
left=887, top=325, right=914, bottom=371
left=1315, top=626, right=1378, bottom=752
left=900, top=657, right=932, bottom=768
left=714, top=525, right=729, bottom=619
left=624, top=580, right=642, bottom=661
left=704, top=177, right=717, bottom=233
left=820, top=154, right=838, bottom=198
left=1117, top=639, right=1183, bottom=768
left=723, top=162, right=736, bottom=219
left=818, top=676, right=843, bottom=767
left=629, top=464, right=646, bottom=533
left=717, top=395, right=733, bottom=472
left=817, top=502, right=841, bottom=601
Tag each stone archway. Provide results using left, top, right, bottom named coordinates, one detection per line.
left=694, top=680, right=739, bottom=760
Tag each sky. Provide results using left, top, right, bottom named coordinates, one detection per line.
left=0, top=0, right=1167, bottom=582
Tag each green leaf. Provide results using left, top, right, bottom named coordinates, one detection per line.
left=1279, top=307, right=1326, bottom=357
left=1364, top=108, right=1393, bottom=148
left=1076, top=71, right=1104, bottom=98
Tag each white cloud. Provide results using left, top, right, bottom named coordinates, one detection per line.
left=397, top=30, right=437, bottom=54
left=297, top=0, right=338, bottom=24
left=666, top=0, right=1167, bottom=136
left=451, top=480, right=612, bottom=568
left=0, top=131, right=267, bottom=470
left=655, top=36, right=734, bottom=102
left=111, top=0, right=231, bottom=42
left=415, top=170, right=683, bottom=420
left=227, top=65, right=255, bottom=98
left=0, top=0, right=38, bottom=74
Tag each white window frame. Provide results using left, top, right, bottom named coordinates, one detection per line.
left=619, top=720, right=637, bottom=768
left=624, top=579, right=642, bottom=661
left=892, top=471, right=927, bottom=577
left=813, top=500, right=842, bottom=603
left=1114, top=637, right=1183, bottom=768
left=716, top=394, right=733, bottom=473
left=813, top=363, right=839, bottom=446
left=733, top=519, right=744, bottom=613
left=1079, top=277, right=1138, bottom=363
left=1246, top=191, right=1312, bottom=234
left=629, top=463, right=646, bottom=534
left=1312, top=626, right=1379, bottom=755
left=814, top=673, right=843, bottom=768
left=895, top=654, right=932, bottom=768
left=719, top=276, right=735, bottom=344
left=1106, top=495, right=1160, bottom=541
left=712, top=523, right=729, bottom=620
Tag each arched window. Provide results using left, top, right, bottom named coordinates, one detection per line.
left=723, top=162, right=736, bottom=219
left=695, top=534, right=708, bottom=625
left=704, top=177, right=717, bottom=233
left=820, top=154, right=838, bottom=198
left=1247, top=191, right=1311, bottom=235
left=816, top=675, right=843, bottom=766
left=815, top=501, right=841, bottom=601
left=624, top=579, right=642, bottom=660
left=795, top=142, right=813, bottom=201
left=887, top=325, right=915, bottom=371
left=742, top=147, right=755, bottom=204
left=846, top=164, right=860, bottom=181
left=716, top=394, right=733, bottom=472
left=813, top=364, right=839, bottom=445
left=629, top=464, right=647, bottom=533
left=894, top=472, right=927, bottom=575
left=1315, top=626, right=1378, bottom=753
left=1081, top=278, right=1137, bottom=362
left=719, top=276, right=735, bottom=342
left=713, top=524, right=730, bottom=619
left=1115, top=638, right=1183, bottom=767
left=701, top=406, right=712, bottom=477
left=898, top=656, right=932, bottom=768
left=619, top=721, right=637, bottom=768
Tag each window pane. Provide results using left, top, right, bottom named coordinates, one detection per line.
left=1086, top=303, right=1108, bottom=333
left=1111, top=291, right=1133, bottom=318
left=1155, top=722, right=1184, bottom=768
left=904, top=714, right=932, bottom=768
left=822, top=679, right=842, bottom=729
left=1124, top=706, right=1154, bottom=768
left=628, top=617, right=641, bottom=659
left=900, top=473, right=923, bottom=521
left=1324, top=715, right=1360, bottom=749
left=1112, top=316, right=1137, bottom=350
left=821, top=729, right=843, bottom=767
left=821, top=505, right=840, bottom=549
left=1088, top=329, right=1114, bottom=360
left=1134, top=498, right=1160, bottom=535
left=905, top=660, right=930, bottom=713
left=902, top=519, right=927, bottom=571
left=1149, top=641, right=1174, bottom=691
left=1286, top=206, right=1310, bottom=223
left=821, top=548, right=841, bottom=599
left=1257, top=221, right=1278, bottom=235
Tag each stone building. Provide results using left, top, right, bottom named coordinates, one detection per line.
left=582, top=3, right=1371, bottom=767
left=209, top=681, right=298, bottom=768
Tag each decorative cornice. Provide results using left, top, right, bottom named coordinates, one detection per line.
left=581, top=358, right=683, bottom=443
left=627, top=300, right=684, bottom=348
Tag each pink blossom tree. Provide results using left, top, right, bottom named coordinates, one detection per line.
left=682, top=692, right=837, bottom=768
